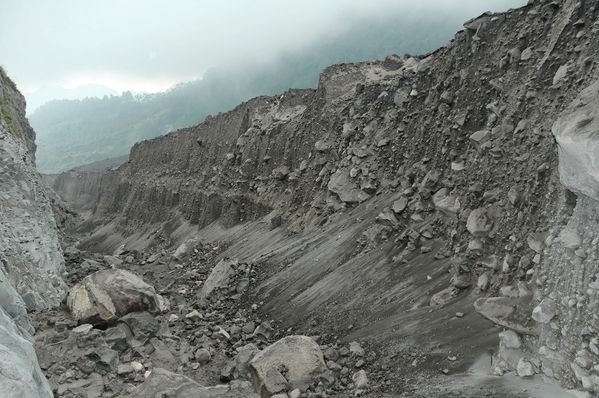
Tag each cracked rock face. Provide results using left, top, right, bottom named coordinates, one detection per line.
left=0, top=70, right=66, bottom=397
left=0, top=307, right=53, bottom=397
left=532, top=79, right=599, bottom=392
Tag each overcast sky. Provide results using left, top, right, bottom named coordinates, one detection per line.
left=1, top=0, right=525, bottom=96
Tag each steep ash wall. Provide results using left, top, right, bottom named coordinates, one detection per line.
left=54, top=0, right=599, bottom=392
left=0, top=69, right=67, bottom=311
left=0, top=69, right=66, bottom=396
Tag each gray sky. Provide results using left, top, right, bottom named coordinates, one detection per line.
left=1, top=0, right=525, bottom=97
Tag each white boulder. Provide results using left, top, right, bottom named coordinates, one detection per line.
left=250, top=335, right=327, bottom=397
left=552, top=80, right=599, bottom=201
left=67, top=269, right=167, bottom=324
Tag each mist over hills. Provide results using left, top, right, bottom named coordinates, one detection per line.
left=25, top=84, right=118, bottom=114
left=30, top=9, right=500, bottom=173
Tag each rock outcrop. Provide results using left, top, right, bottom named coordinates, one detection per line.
left=0, top=68, right=66, bottom=397
left=552, top=79, right=599, bottom=201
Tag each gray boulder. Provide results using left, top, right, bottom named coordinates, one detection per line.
left=466, top=208, right=493, bottom=237
left=67, top=269, right=167, bottom=324
left=250, top=335, right=327, bottom=397
left=391, top=196, right=408, bottom=214
left=198, top=258, right=238, bottom=303
left=432, top=188, right=461, bottom=215
left=234, top=343, right=260, bottom=379
left=327, top=170, right=371, bottom=203
left=474, top=296, right=538, bottom=335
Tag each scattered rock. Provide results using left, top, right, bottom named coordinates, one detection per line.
left=432, top=188, right=461, bottom=215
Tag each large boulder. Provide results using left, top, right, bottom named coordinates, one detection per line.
left=552, top=79, right=599, bottom=201
left=474, top=296, right=538, bottom=336
left=234, top=343, right=260, bottom=380
left=432, top=188, right=461, bottom=215
left=327, top=169, right=371, bottom=204
left=67, top=269, right=167, bottom=324
left=198, top=258, right=238, bottom=303
left=466, top=207, right=493, bottom=237
left=249, top=335, right=327, bottom=398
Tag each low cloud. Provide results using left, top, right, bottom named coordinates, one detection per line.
left=0, top=0, right=525, bottom=94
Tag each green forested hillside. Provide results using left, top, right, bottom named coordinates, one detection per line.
left=29, top=10, right=493, bottom=172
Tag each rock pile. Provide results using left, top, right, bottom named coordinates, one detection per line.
left=34, top=244, right=378, bottom=397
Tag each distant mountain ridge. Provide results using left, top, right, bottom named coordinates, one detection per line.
left=29, top=5, right=520, bottom=173
left=25, top=84, right=118, bottom=114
